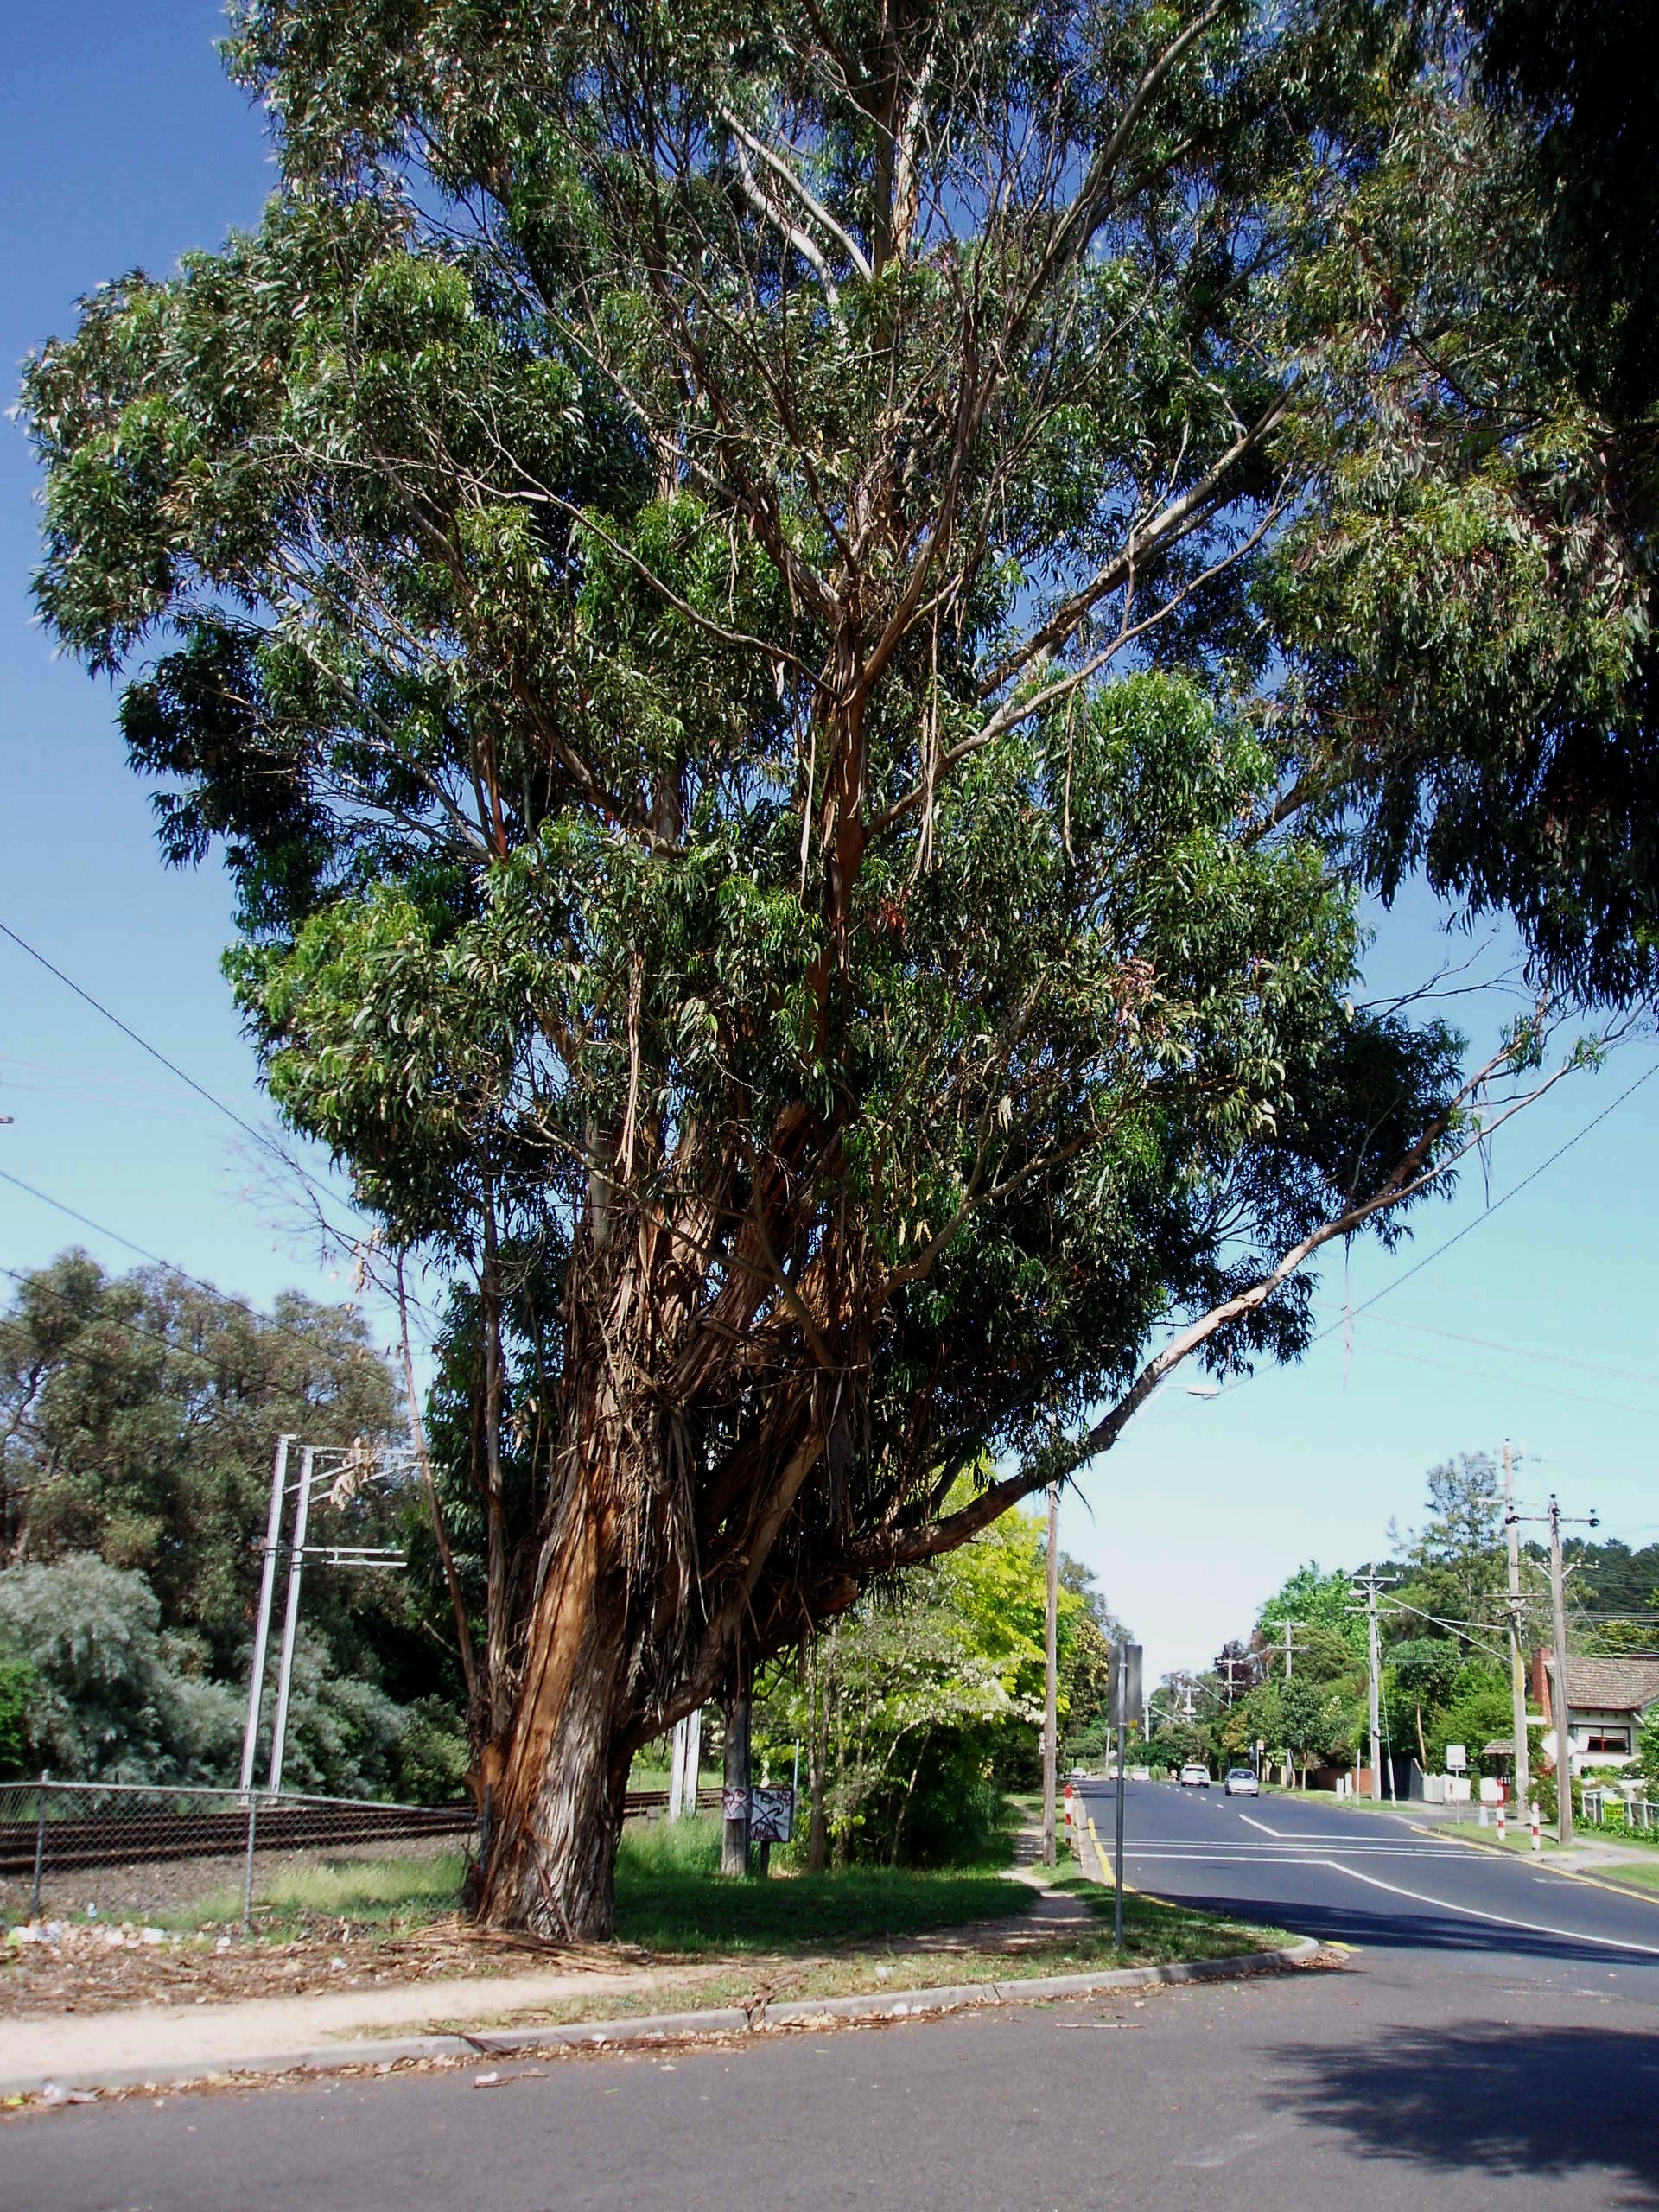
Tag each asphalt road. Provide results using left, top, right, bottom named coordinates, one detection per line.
left=7, top=1783, right=1659, bottom=2212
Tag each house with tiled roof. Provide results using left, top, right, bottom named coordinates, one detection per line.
left=1529, top=1650, right=1659, bottom=1774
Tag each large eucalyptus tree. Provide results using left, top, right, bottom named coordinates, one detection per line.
left=22, top=0, right=1592, bottom=1935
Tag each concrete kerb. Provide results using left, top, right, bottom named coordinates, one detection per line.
left=4, top=1937, right=1323, bottom=2102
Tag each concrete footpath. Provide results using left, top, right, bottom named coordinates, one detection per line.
left=0, top=1957, right=723, bottom=2097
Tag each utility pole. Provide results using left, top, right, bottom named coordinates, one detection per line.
left=1548, top=1497, right=1574, bottom=1848
left=1278, top=1620, right=1307, bottom=1681
left=1353, top=1571, right=1399, bottom=1802
left=267, top=1443, right=315, bottom=1796
left=1217, top=1655, right=1251, bottom=1704
left=1042, top=1483, right=1059, bottom=1868
left=238, top=1434, right=292, bottom=1796
left=1509, top=1490, right=1598, bottom=1847
left=1503, top=1440, right=1531, bottom=1819
left=258, top=1439, right=408, bottom=1797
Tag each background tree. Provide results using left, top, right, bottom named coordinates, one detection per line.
left=0, top=1252, right=405, bottom=1675
left=0, top=1255, right=467, bottom=1796
left=1391, top=1456, right=1508, bottom=1635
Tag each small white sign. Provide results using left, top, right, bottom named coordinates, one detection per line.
left=1445, top=1744, right=1468, bottom=1772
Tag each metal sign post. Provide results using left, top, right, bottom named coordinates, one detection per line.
left=1109, top=1642, right=1143, bottom=1950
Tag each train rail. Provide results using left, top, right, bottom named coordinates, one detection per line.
left=0, top=1788, right=671, bottom=1877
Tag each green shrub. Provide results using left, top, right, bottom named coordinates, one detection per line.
left=0, top=1649, right=35, bottom=1778
left=395, top=1696, right=472, bottom=1803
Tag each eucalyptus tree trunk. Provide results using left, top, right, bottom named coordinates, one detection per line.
left=475, top=1476, right=636, bottom=1939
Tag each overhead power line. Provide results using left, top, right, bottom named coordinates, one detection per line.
left=0, top=1166, right=385, bottom=1373
left=0, top=915, right=369, bottom=1235
left=1217, top=1058, right=1659, bottom=1402
left=1363, top=1342, right=1659, bottom=1420
left=1313, top=1058, right=1659, bottom=1344
left=1350, top=1312, right=1659, bottom=1395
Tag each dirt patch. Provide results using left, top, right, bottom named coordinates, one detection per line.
left=0, top=1916, right=624, bottom=2018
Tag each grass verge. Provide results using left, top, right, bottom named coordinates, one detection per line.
left=1443, top=1821, right=1560, bottom=1854
left=1046, top=1862, right=1288, bottom=1965
left=157, top=1852, right=469, bottom=1940
left=1587, top=1855, right=1659, bottom=1891
left=613, top=1816, right=1029, bottom=1954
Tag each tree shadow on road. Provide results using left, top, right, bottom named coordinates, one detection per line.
left=1270, top=2023, right=1659, bottom=2203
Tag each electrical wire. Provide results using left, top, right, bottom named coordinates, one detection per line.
left=1311, top=1059, right=1659, bottom=1346
left=0, top=1167, right=386, bottom=1373
left=1218, top=1058, right=1659, bottom=1398
left=1361, top=1342, right=1659, bottom=1420
left=0, top=915, right=370, bottom=1236
left=1343, top=1312, right=1659, bottom=1395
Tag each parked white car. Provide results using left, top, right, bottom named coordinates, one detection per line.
left=1179, top=1762, right=1211, bottom=1788
left=1224, top=1767, right=1260, bottom=1797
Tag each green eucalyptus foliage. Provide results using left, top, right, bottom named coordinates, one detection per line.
left=1268, top=3, right=1659, bottom=1002
left=17, top=0, right=1511, bottom=1887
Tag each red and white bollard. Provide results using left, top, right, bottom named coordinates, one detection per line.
left=1063, top=1785, right=1075, bottom=1848
left=1531, top=1802, right=1542, bottom=1853
left=1497, top=1796, right=1507, bottom=1843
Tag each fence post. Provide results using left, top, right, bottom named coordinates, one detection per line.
left=242, top=1792, right=259, bottom=1932
left=30, top=1770, right=49, bottom=1921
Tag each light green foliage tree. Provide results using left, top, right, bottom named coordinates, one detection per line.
left=0, top=1555, right=242, bottom=1783
left=1638, top=1707, right=1659, bottom=1793
left=24, top=0, right=1611, bottom=1935
left=1257, top=1564, right=1366, bottom=1669
left=1424, top=1667, right=1514, bottom=1779
left=760, top=1498, right=1111, bottom=1863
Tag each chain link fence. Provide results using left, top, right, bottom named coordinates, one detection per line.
left=0, top=1778, right=480, bottom=1929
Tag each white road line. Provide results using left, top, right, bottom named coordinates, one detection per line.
left=1323, top=1859, right=1659, bottom=1956
left=1124, top=1847, right=1468, bottom=1859
left=1238, top=1814, right=1283, bottom=1838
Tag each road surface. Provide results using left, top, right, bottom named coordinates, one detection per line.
left=5, top=1782, right=1658, bottom=2211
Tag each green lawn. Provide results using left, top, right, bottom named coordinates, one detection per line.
left=1594, top=1856, right=1659, bottom=1891
left=613, top=1816, right=1029, bottom=1955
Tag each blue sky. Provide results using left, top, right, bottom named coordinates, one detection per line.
left=3, top=4, right=1656, bottom=1688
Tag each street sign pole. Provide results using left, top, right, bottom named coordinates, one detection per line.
left=1114, top=1716, right=1127, bottom=1949
left=1109, top=1641, right=1141, bottom=1951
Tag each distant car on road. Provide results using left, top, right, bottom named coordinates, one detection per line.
left=1069, top=1765, right=1090, bottom=1780
left=1179, top=1762, right=1211, bottom=1788
left=1224, top=1767, right=1260, bottom=1797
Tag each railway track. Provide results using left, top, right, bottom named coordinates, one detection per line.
left=0, top=1789, right=671, bottom=1877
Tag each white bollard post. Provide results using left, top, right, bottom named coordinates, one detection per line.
left=1531, top=1802, right=1541, bottom=1853
left=1497, top=1796, right=1507, bottom=1843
